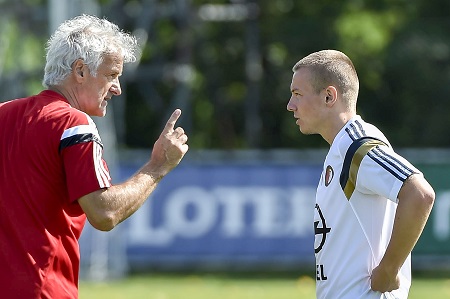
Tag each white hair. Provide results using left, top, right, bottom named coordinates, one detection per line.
left=43, top=14, right=138, bottom=88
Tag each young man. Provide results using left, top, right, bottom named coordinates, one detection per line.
left=287, top=50, right=435, bottom=298
left=0, top=15, right=188, bottom=298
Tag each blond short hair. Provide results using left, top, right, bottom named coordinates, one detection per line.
left=293, top=50, right=359, bottom=110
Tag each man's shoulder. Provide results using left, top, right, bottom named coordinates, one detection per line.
left=345, top=118, right=389, bottom=145
left=28, top=92, right=95, bottom=135
left=38, top=96, right=92, bottom=126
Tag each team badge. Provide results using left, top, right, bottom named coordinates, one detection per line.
left=324, top=165, right=334, bottom=187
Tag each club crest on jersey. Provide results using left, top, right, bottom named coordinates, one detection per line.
left=324, top=165, right=334, bottom=187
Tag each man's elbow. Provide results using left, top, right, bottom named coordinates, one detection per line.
left=86, top=212, right=119, bottom=231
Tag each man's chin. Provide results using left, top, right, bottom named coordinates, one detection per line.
left=100, top=108, right=108, bottom=116
left=299, top=127, right=308, bottom=134
left=87, top=108, right=107, bottom=117
left=299, top=127, right=314, bottom=135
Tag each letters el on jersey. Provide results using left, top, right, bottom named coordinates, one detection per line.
left=339, top=137, right=387, bottom=200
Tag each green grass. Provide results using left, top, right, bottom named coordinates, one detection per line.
left=409, top=277, right=450, bottom=299
left=79, top=273, right=450, bottom=299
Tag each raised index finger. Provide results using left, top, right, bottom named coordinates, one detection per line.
left=163, top=109, right=181, bottom=133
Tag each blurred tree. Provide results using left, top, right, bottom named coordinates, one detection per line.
left=0, top=0, right=47, bottom=100
left=3, top=0, right=450, bottom=149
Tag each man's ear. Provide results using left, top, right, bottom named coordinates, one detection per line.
left=72, top=59, right=85, bottom=82
left=324, top=86, right=338, bottom=105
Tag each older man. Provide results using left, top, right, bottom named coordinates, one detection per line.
left=0, top=15, right=188, bottom=298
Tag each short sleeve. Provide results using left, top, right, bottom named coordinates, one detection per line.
left=59, top=115, right=112, bottom=202
left=356, top=145, right=420, bottom=203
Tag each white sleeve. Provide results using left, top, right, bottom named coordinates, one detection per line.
left=356, top=145, right=420, bottom=203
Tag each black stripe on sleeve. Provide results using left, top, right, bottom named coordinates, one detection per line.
left=367, top=147, right=416, bottom=181
left=59, top=133, right=103, bottom=153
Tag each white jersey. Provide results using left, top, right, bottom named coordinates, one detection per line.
left=314, top=115, right=420, bottom=299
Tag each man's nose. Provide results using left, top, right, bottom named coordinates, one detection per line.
left=111, top=79, right=122, bottom=96
left=287, top=97, right=295, bottom=111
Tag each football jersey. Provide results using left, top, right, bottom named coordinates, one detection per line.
left=0, top=90, right=111, bottom=298
left=314, top=115, right=419, bottom=299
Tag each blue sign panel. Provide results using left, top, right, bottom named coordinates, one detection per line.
left=119, top=162, right=322, bottom=270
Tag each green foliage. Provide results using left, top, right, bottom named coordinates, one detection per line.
left=5, top=0, right=450, bottom=148
left=0, top=4, right=45, bottom=97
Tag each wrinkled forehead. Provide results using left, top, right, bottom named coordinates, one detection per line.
left=102, top=52, right=124, bottom=64
left=99, top=52, right=124, bottom=72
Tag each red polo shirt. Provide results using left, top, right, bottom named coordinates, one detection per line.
left=0, top=90, right=111, bottom=298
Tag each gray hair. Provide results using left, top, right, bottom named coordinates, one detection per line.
left=293, top=50, right=359, bottom=110
left=43, top=14, right=139, bottom=88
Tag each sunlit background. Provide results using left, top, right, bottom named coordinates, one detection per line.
left=2, top=1, right=450, bottom=297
